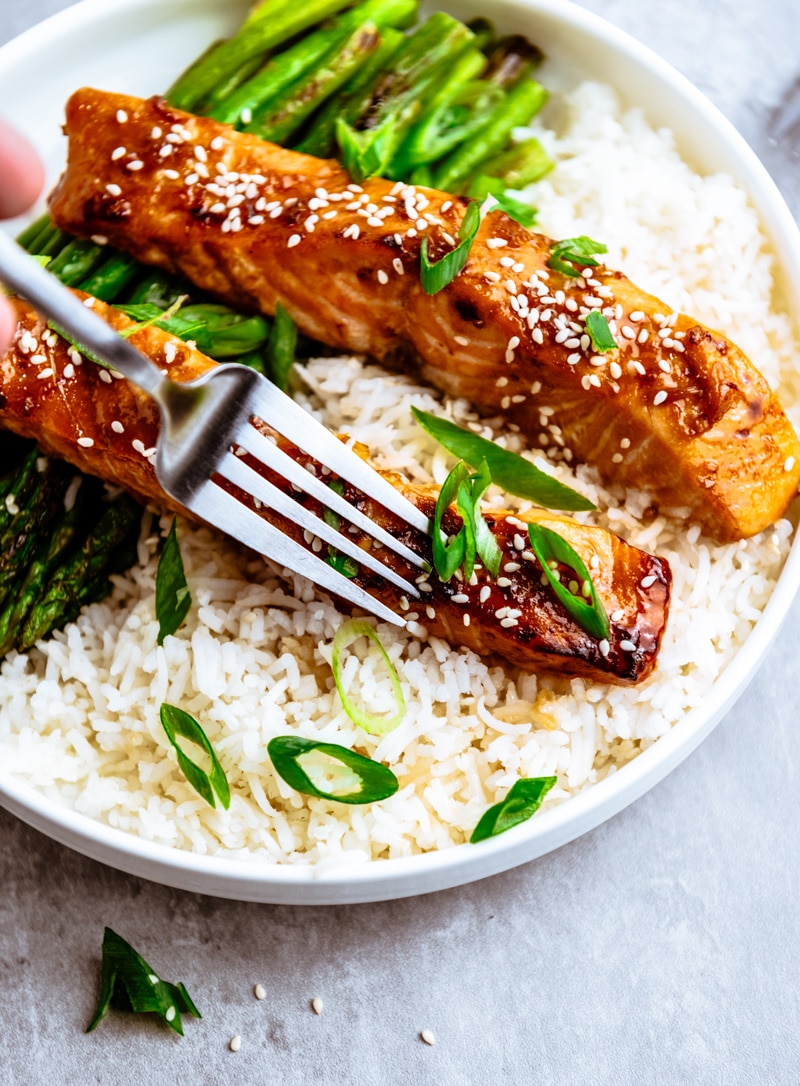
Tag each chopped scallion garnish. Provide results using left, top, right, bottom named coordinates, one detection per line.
left=155, top=518, right=192, bottom=644
left=431, top=461, right=469, bottom=582
left=486, top=191, right=538, bottom=230
left=411, top=407, right=594, bottom=512
left=527, top=523, right=610, bottom=640
left=335, top=116, right=394, bottom=184
left=470, top=776, right=557, bottom=843
left=420, top=200, right=481, bottom=295
left=456, top=458, right=501, bottom=579
left=331, top=618, right=405, bottom=735
left=86, top=927, right=201, bottom=1035
left=547, top=235, right=607, bottom=278
left=267, top=736, right=399, bottom=805
left=323, top=479, right=359, bottom=579
left=584, top=310, right=617, bottom=353
left=160, top=704, right=231, bottom=810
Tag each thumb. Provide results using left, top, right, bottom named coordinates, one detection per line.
left=0, top=118, right=44, bottom=218
left=0, top=294, right=17, bottom=357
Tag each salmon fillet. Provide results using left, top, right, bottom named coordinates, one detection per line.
left=0, top=293, right=670, bottom=684
left=48, top=88, right=800, bottom=542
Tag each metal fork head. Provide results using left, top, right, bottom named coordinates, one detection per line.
left=153, top=364, right=432, bottom=627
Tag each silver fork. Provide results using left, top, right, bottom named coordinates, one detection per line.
left=0, top=232, right=430, bottom=625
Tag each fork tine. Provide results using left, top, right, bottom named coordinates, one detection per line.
left=238, top=423, right=428, bottom=571
left=188, top=481, right=408, bottom=627
left=245, top=382, right=431, bottom=536
left=218, top=450, right=421, bottom=598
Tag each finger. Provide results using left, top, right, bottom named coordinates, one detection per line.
left=0, top=295, right=17, bottom=357
left=0, top=118, right=44, bottom=218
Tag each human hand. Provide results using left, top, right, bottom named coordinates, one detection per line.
left=0, top=119, right=45, bottom=353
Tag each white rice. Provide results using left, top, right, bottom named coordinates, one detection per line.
left=0, top=82, right=797, bottom=867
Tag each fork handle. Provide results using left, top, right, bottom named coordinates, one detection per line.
left=0, top=230, right=165, bottom=397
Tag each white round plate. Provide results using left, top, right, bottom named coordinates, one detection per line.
left=1, top=0, right=799, bottom=904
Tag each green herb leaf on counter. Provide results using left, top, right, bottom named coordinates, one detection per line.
left=584, top=310, right=617, bottom=353
left=547, top=235, right=607, bottom=278
left=267, top=735, right=399, bottom=804
left=86, top=927, right=201, bottom=1035
left=527, top=522, right=610, bottom=640
left=266, top=302, right=298, bottom=392
left=155, top=518, right=192, bottom=645
left=331, top=618, right=406, bottom=735
left=420, top=199, right=481, bottom=295
left=159, top=704, right=231, bottom=810
left=411, top=407, right=595, bottom=512
left=485, top=191, right=538, bottom=230
left=470, top=776, right=557, bottom=843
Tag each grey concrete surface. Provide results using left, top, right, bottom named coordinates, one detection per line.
left=1, top=1, right=799, bottom=1083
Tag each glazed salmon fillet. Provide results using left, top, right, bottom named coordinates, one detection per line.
left=48, top=88, right=800, bottom=543
left=0, top=294, right=670, bottom=684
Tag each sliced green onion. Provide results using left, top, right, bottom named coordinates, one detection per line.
left=527, top=523, right=610, bottom=640
left=470, top=776, right=557, bottom=843
left=159, top=704, right=231, bottom=810
left=584, top=310, right=617, bottom=353
left=431, top=461, right=469, bottom=581
left=331, top=618, right=405, bottom=735
left=267, top=736, right=399, bottom=804
left=155, top=518, right=192, bottom=644
left=420, top=200, right=481, bottom=295
left=86, top=927, right=201, bottom=1035
left=323, top=479, right=359, bottom=579
left=336, top=115, right=394, bottom=183
left=486, top=191, right=538, bottom=229
left=118, top=294, right=189, bottom=339
left=411, top=407, right=594, bottom=512
left=547, top=235, right=607, bottom=278
left=459, top=458, right=502, bottom=578
left=266, top=303, right=297, bottom=392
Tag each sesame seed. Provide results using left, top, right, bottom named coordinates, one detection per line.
left=653, top=390, right=668, bottom=406
left=599, top=639, right=610, bottom=657
left=377, top=269, right=389, bottom=285
left=620, top=639, right=636, bottom=652
left=392, top=257, right=404, bottom=275
left=611, top=452, right=623, bottom=463
left=311, top=998, right=324, bottom=1015
left=486, top=238, right=507, bottom=249
left=611, top=609, right=625, bottom=622
left=451, top=594, right=469, bottom=604
left=240, top=107, right=252, bottom=125
left=497, top=577, right=512, bottom=588
left=500, top=617, right=519, bottom=628
left=785, top=456, right=795, bottom=472
left=116, top=109, right=128, bottom=123
left=421, top=1030, right=436, bottom=1046
left=105, top=183, right=122, bottom=197
left=111, top=146, right=126, bottom=161
left=211, top=136, right=224, bottom=150
left=36, top=368, right=54, bottom=379
left=5, top=496, right=18, bottom=515
left=229, top=1035, right=242, bottom=1052
left=287, top=234, right=301, bottom=248
left=641, top=574, right=657, bottom=588
left=454, top=335, right=469, bottom=346
left=77, top=436, right=94, bottom=448
left=164, top=1006, right=176, bottom=1023
left=441, top=200, right=452, bottom=212
left=111, top=420, right=124, bottom=433
left=62, top=363, right=75, bottom=379
left=163, top=169, right=180, bottom=180
left=127, top=160, right=144, bottom=171
left=98, top=370, right=113, bottom=384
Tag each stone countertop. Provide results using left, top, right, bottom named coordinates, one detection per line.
left=1, top=1, right=799, bottom=1083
